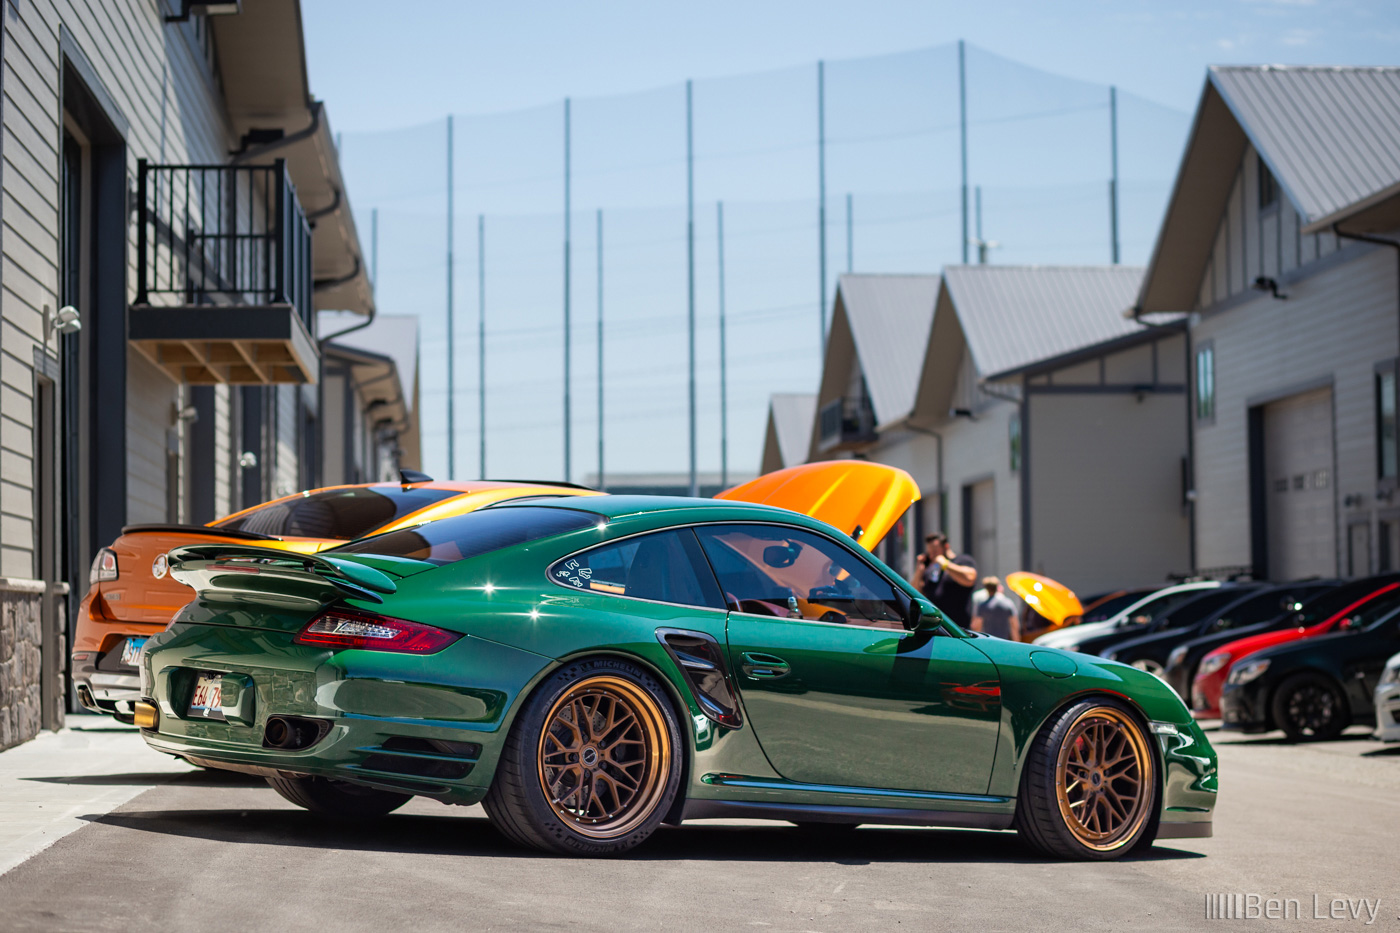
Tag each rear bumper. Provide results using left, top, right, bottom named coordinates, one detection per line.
left=139, top=621, right=552, bottom=804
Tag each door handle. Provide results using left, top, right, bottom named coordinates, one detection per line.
left=741, top=652, right=790, bottom=680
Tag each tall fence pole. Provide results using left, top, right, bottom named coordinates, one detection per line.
left=1110, top=85, right=1120, bottom=265
left=597, top=208, right=604, bottom=489
left=959, top=40, right=969, bottom=265
left=370, top=207, right=378, bottom=292
left=478, top=213, right=486, bottom=479
left=818, top=59, right=827, bottom=349
left=975, top=185, right=985, bottom=264
left=446, top=114, right=456, bottom=478
left=686, top=79, right=698, bottom=498
left=846, top=192, right=853, bottom=273
left=563, top=98, right=572, bottom=483
left=718, top=200, right=728, bottom=489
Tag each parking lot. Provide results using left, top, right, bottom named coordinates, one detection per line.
left=1, top=720, right=1395, bottom=932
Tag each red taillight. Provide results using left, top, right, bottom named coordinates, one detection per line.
left=293, top=610, right=461, bottom=654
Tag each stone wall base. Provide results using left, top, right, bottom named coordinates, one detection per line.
left=0, top=586, right=45, bottom=751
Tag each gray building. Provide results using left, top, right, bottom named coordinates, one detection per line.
left=0, top=1, right=379, bottom=749
left=759, top=393, right=816, bottom=474
left=810, top=269, right=1190, bottom=594
left=1136, top=66, right=1400, bottom=581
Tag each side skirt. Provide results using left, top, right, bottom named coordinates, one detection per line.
left=679, top=799, right=1014, bottom=830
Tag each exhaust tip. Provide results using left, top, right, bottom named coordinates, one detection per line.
left=262, top=715, right=331, bottom=750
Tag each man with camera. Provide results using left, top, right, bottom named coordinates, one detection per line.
left=911, top=532, right=979, bottom=629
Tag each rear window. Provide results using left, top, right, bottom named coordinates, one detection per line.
left=214, top=487, right=460, bottom=540
left=331, top=506, right=598, bottom=565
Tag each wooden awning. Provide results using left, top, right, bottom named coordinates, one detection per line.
left=129, top=304, right=318, bottom=384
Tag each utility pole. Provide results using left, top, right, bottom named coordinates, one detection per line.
left=478, top=214, right=486, bottom=479
left=370, top=207, right=378, bottom=291
left=446, top=114, right=455, bottom=478
left=718, top=200, right=728, bottom=489
left=976, top=186, right=985, bottom=264
left=959, top=39, right=969, bottom=265
left=846, top=192, right=853, bottom=273
left=686, top=80, right=698, bottom=498
left=563, top=98, right=572, bottom=483
left=597, top=208, right=604, bottom=489
left=1110, top=85, right=1120, bottom=265
left=818, top=59, right=827, bottom=349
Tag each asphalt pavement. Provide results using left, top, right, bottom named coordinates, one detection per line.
left=0, top=721, right=1397, bottom=932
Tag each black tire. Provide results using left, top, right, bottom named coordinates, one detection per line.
left=267, top=774, right=411, bottom=819
left=1013, top=697, right=1159, bottom=860
left=483, top=657, right=683, bottom=856
left=1271, top=672, right=1349, bottom=742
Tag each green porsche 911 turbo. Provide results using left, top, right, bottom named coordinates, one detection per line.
left=136, top=494, right=1217, bottom=859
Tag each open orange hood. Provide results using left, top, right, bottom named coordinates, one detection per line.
left=716, top=461, right=920, bottom=551
left=1006, top=572, right=1084, bottom=626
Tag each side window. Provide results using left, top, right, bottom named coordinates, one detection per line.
left=549, top=530, right=724, bottom=610
left=695, top=524, right=904, bottom=629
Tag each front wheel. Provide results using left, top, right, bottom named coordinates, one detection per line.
left=1271, top=672, right=1348, bottom=742
left=1130, top=658, right=1166, bottom=678
left=267, top=774, right=411, bottom=819
left=483, top=658, right=682, bottom=856
left=1014, top=699, right=1158, bottom=860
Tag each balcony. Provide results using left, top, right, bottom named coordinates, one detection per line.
left=128, top=159, right=317, bottom=384
left=818, top=395, right=878, bottom=452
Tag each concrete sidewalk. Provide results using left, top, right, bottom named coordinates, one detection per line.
left=0, top=713, right=193, bottom=876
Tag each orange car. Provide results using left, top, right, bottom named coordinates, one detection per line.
left=72, top=474, right=600, bottom=722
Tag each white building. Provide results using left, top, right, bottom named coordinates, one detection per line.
left=1136, top=66, right=1400, bottom=580
left=807, top=269, right=1190, bottom=594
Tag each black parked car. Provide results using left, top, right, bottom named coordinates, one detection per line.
left=1219, top=603, right=1400, bottom=741
left=1162, top=577, right=1380, bottom=700
left=1053, top=585, right=1258, bottom=658
left=1106, top=583, right=1332, bottom=681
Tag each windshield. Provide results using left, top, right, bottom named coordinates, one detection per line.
left=1122, top=588, right=1211, bottom=625
left=214, top=486, right=460, bottom=540
left=1289, top=578, right=1397, bottom=627
left=1082, top=591, right=1148, bottom=625
left=331, top=506, right=598, bottom=565
left=1154, top=589, right=1246, bottom=630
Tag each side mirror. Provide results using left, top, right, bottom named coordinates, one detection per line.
left=896, top=589, right=928, bottom=632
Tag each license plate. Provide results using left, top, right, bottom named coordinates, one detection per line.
left=188, top=673, right=225, bottom=721
left=119, top=637, right=148, bottom=667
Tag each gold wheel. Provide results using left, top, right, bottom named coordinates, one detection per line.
left=535, top=675, right=672, bottom=839
left=1054, top=705, right=1154, bottom=851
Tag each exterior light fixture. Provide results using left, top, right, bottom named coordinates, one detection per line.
left=165, top=1, right=242, bottom=23
left=1252, top=276, right=1287, bottom=300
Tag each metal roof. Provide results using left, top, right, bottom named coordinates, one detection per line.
left=1211, top=66, right=1400, bottom=233
left=836, top=274, right=940, bottom=426
left=766, top=393, right=817, bottom=469
left=941, top=266, right=1149, bottom=380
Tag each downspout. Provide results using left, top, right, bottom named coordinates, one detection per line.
left=230, top=100, right=323, bottom=164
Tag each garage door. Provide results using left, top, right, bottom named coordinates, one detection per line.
left=964, top=478, right=997, bottom=578
left=1264, top=388, right=1335, bottom=580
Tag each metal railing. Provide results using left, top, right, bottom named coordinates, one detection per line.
left=135, top=159, right=313, bottom=330
left=818, top=394, right=878, bottom=448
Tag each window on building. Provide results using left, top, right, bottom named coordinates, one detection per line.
left=1258, top=156, right=1278, bottom=210
left=1377, top=367, right=1398, bottom=480
left=1195, top=343, right=1215, bottom=422
left=1009, top=412, right=1022, bottom=472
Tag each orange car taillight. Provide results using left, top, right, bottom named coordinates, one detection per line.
left=293, top=610, right=461, bottom=654
left=89, top=548, right=118, bottom=585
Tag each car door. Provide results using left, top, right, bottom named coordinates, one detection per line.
left=695, top=523, right=1001, bottom=796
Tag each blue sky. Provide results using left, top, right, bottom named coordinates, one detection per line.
left=301, top=0, right=1398, bottom=483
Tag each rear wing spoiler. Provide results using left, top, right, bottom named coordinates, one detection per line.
left=122, top=523, right=282, bottom=542
left=168, top=544, right=397, bottom=608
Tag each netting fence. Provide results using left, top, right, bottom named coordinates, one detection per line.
left=337, top=41, right=1190, bottom=483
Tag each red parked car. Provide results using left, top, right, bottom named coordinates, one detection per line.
left=1192, top=581, right=1400, bottom=717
